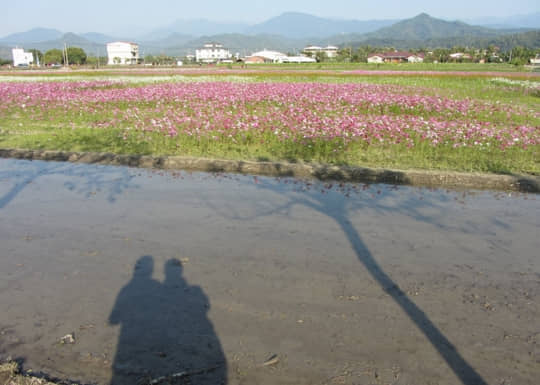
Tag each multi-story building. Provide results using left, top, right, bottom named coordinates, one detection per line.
left=106, top=42, right=139, bottom=65
left=12, top=48, right=34, bottom=66
left=195, top=43, right=232, bottom=63
left=303, top=45, right=339, bottom=59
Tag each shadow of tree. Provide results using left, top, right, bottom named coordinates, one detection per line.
left=199, top=174, right=489, bottom=385
left=0, top=158, right=137, bottom=209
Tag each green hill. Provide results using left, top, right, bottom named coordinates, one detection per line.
left=345, top=30, right=540, bottom=51
left=366, top=13, right=514, bottom=41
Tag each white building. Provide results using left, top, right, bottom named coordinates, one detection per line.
left=282, top=56, right=316, bottom=63
left=245, top=50, right=316, bottom=64
left=247, top=50, right=288, bottom=63
left=106, top=42, right=139, bottom=65
left=407, top=54, right=425, bottom=63
left=449, top=52, right=472, bottom=60
left=367, top=54, right=385, bottom=63
left=12, top=48, right=34, bottom=66
left=195, top=43, right=232, bottom=63
left=531, top=54, right=540, bottom=65
left=303, top=45, right=339, bottom=58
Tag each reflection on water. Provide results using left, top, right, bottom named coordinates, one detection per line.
left=0, top=158, right=538, bottom=385
left=0, top=159, right=136, bottom=209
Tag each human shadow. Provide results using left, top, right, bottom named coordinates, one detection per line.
left=200, top=175, right=489, bottom=385
left=0, top=158, right=136, bottom=209
left=109, top=256, right=227, bottom=385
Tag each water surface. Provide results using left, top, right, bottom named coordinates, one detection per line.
left=0, top=159, right=539, bottom=385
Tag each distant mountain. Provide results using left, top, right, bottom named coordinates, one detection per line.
left=23, top=33, right=104, bottom=55
left=1, top=12, right=538, bottom=59
left=365, top=13, right=507, bottom=41
left=80, top=32, right=120, bottom=44
left=246, top=12, right=396, bottom=39
left=141, top=19, right=249, bottom=41
left=0, top=45, right=12, bottom=60
left=0, top=28, right=63, bottom=44
left=140, top=33, right=195, bottom=49
left=148, top=33, right=309, bottom=57
left=466, top=12, right=540, bottom=29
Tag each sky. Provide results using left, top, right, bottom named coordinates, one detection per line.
left=1, top=0, right=539, bottom=37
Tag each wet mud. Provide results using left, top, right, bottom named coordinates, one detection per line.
left=0, top=158, right=539, bottom=385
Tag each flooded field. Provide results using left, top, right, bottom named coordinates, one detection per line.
left=0, top=158, right=539, bottom=385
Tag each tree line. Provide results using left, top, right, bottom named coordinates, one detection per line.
left=4, top=43, right=539, bottom=67
left=316, top=45, right=540, bottom=65
left=28, top=47, right=88, bottom=65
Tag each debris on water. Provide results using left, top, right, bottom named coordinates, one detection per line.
left=262, top=354, right=279, bottom=367
left=146, top=366, right=221, bottom=385
left=79, top=323, right=95, bottom=331
left=59, top=333, right=75, bottom=344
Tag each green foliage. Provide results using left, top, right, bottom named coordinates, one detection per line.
left=350, top=30, right=540, bottom=54
left=66, top=47, right=87, bottom=65
left=85, top=56, right=107, bottom=67
left=43, top=49, right=63, bottom=65
left=315, top=51, right=328, bottom=62
left=27, top=49, right=43, bottom=64
left=143, top=54, right=175, bottom=65
left=504, top=46, right=538, bottom=64
left=144, top=55, right=156, bottom=64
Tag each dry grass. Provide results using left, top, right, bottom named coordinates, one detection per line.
left=0, top=361, right=58, bottom=385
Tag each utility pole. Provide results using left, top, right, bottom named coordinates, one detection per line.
left=63, top=43, right=69, bottom=67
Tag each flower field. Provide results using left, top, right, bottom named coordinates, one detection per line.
left=0, top=71, right=538, bottom=174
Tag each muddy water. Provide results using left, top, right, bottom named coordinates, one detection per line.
left=0, top=158, right=539, bottom=385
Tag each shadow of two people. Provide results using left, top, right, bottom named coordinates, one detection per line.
left=109, top=256, right=227, bottom=385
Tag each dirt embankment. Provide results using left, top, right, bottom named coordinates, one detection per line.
left=1, top=148, right=538, bottom=193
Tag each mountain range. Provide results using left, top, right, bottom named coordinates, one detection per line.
left=0, top=12, right=538, bottom=60
left=465, top=12, right=540, bottom=29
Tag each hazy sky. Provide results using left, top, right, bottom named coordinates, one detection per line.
left=2, top=0, right=539, bottom=36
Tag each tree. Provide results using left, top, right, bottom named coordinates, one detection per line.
left=355, top=46, right=376, bottom=63
left=66, top=47, right=87, bottom=65
left=44, top=49, right=63, bottom=65
left=158, top=54, right=175, bottom=65
left=86, top=55, right=107, bottom=67
left=336, top=48, right=351, bottom=62
left=432, top=48, right=450, bottom=63
left=503, top=46, right=535, bottom=65
left=315, top=51, right=328, bottom=63
left=144, top=55, right=156, bottom=65
left=27, top=49, right=43, bottom=65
